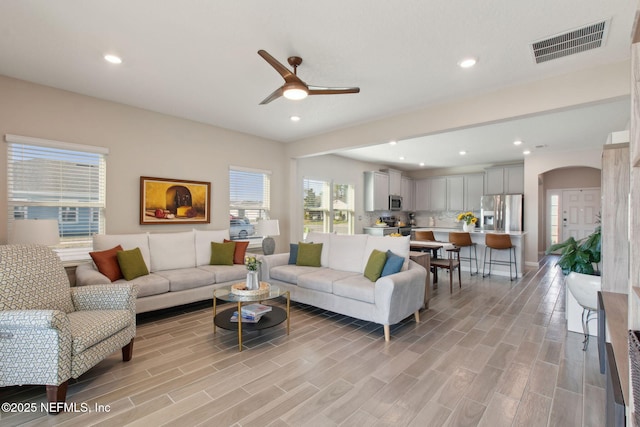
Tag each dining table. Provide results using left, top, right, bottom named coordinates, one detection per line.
left=409, top=240, right=450, bottom=284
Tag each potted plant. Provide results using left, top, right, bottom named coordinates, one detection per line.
left=545, top=225, right=601, bottom=275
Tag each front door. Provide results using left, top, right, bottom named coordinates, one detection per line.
left=562, top=188, right=600, bottom=241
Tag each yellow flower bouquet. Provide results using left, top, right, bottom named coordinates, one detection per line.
left=456, top=211, right=478, bottom=225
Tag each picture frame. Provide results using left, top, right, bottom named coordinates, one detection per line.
left=140, top=176, right=211, bottom=224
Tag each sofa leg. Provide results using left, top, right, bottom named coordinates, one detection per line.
left=122, top=338, right=134, bottom=362
left=46, top=381, right=68, bottom=414
left=414, top=311, right=420, bottom=323
left=383, top=325, right=390, bottom=342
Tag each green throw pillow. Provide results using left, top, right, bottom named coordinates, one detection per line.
left=116, top=247, right=149, bottom=281
left=210, top=241, right=236, bottom=265
left=364, top=249, right=388, bottom=282
left=296, top=242, right=323, bottom=267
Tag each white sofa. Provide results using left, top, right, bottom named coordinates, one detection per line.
left=76, top=229, right=252, bottom=313
left=260, top=232, right=427, bottom=341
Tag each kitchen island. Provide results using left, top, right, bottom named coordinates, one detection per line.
left=412, top=228, right=526, bottom=278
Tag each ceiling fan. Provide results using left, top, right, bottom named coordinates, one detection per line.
left=257, top=49, right=360, bottom=105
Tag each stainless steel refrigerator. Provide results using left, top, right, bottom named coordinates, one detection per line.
left=480, top=194, right=524, bottom=231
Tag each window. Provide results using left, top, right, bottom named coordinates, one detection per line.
left=6, top=134, right=108, bottom=256
left=303, top=178, right=354, bottom=237
left=229, top=166, right=271, bottom=242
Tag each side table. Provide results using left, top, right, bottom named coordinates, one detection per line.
left=409, top=251, right=431, bottom=309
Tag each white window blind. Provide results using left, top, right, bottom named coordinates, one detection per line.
left=229, top=166, right=271, bottom=241
left=6, top=134, right=107, bottom=253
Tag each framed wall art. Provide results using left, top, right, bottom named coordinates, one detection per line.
left=140, top=176, right=211, bottom=224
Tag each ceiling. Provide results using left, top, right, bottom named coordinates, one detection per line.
left=0, top=1, right=636, bottom=169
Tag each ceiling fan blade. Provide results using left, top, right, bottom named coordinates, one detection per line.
left=308, top=86, right=360, bottom=95
left=259, top=86, right=284, bottom=105
left=258, top=50, right=301, bottom=84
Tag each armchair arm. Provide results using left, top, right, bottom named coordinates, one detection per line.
left=0, top=310, right=69, bottom=331
left=71, top=283, right=138, bottom=313
left=374, top=260, right=426, bottom=325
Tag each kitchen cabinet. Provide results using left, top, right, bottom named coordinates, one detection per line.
left=414, top=178, right=430, bottom=211
left=484, top=164, right=524, bottom=194
left=464, top=174, right=484, bottom=211
left=364, top=171, right=389, bottom=211
left=446, top=176, right=464, bottom=211
left=429, top=177, right=446, bottom=211
left=401, top=176, right=414, bottom=211
left=385, top=169, right=402, bottom=196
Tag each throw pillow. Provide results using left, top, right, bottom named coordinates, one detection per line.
left=116, top=247, right=149, bottom=281
left=210, top=241, right=236, bottom=265
left=296, top=242, right=323, bottom=267
left=90, top=245, right=124, bottom=282
left=381, top=250, right=404, bottom=277
left=364, top=249, right=388, bottom=282
left=288, top=243, right=299, bottom=265
left=224, top=239, right=249, bottom=264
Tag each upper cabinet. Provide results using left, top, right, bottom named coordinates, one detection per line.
left=446, top=176, right=464, bottom=211
left=386, top=169, right=402, bottom=196
left=414, top=173, right=484, bottom=212
left=401, top=176, right=414, bottom=211
left=464, top=174, right=484, bottom=211
left=364, top=171, right=389, bottom=211
left=414, top=178, right=430, bottom=211
left=484, top=164, right=524, bottom=194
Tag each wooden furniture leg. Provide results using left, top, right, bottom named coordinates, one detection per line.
left=122, top=338, right=134, bottom=361
left=384, top=325, right=390, bottom=341
left=46, top=381, right=68, bottom=414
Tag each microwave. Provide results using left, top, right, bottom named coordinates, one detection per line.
left=389, top=195, right=403, bottom=211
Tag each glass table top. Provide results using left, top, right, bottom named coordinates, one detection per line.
left=214, top=283, right=286, bottom=303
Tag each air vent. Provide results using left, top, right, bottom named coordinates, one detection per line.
left=531, top=20, right=608, bottom=64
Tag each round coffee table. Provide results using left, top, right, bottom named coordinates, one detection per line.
left=213, top=283, right=290, bottom=351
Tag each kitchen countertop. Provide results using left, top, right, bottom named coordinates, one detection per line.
left=413, top=227, right=527, bottom=236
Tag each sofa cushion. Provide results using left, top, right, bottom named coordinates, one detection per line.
left=115, top=273, right=169, bottom=297
left=148, top=231, right=196, bottom=272
left=297, top=242, right=323, bottom=267
left=198, top=264, right=247, bottom=283
left=67, top=309, right=131, bottom=354
left=329, top=234, right=369, bottom=273
left=333, top=275, right=376, bottom=304
left=194, top=229, right=230, bottom=266
left=288, top=243, right=300, bottom=265
left=305, top=232, right=332, bottom=266
left=270, top=265, right=322, bottom=285
left=90, top=245, right=123, bottom=282
left=210, top=241, right=235, bottom=265
left=155, top=268, right=215, bottom=292
left=117, top=247, right=150, bottom=281
left=224, top=239, right=249, bottom=264
left=381, top=250, right=404, bottom=277
left=362, top=235, right=410, bottom=273
left=364, top=249, right=387, bottom=282
left=298, top=269, right=360, bottom=293
left=94, top=233, right=150, bottom=269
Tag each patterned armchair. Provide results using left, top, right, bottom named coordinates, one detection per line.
left=0, top=244, right=137, bottom=412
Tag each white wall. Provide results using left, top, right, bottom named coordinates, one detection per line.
left=0, top=75, right=290, bottom=250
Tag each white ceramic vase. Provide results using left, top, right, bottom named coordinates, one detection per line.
left=246, top=271, right=259, bottom=290
left=463, top=222, right=473, bottom=232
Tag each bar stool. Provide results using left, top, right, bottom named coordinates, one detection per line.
left=483, top=233, right=517, bottom=281
left=448, top=232, right=478, bottom=276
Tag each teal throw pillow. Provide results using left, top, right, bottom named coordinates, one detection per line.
left=288, top=243, right=299, bottom=265
left=116, top=247, right=149, bottom=281
left=210, top=241, right=236, bottom=265
left=296, top=242, right=323, bottom=267
left=364, top=249, right=388, bottom=282
left=381, top=250, right=404, bottom=277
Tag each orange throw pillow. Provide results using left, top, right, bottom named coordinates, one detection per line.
left=224, top=239, right=249, bottom=264
left=90, top=245, right=124, bottom=282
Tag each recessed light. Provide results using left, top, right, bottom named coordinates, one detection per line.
left=389, top=140, right=397, bottom=145
left=523, top=150, right=531, bottom=155
left=419, top=162, right=425, bottom=167
left=513, top=140, right=523, bottom=146
left=290, top=115, right=301, bottom=122
left=459, top=150, right=467, bottom=155
left=399, top=156, right=405, bottom=160
left=104, top=54, right=122, bottom=64
left=458, top=57, right=477, bottom=68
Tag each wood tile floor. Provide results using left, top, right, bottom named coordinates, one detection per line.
left=1, top=256, right=605, bottom=426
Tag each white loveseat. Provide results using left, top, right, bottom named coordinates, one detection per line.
left=260, top=232, right=427, bottom=341
left=76, top=229, right=252, bottom=313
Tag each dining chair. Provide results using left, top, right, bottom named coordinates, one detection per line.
left=430, top=247, right=461, bottom=292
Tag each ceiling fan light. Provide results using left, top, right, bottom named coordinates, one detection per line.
left=283, top=82, right=308, bottom=100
